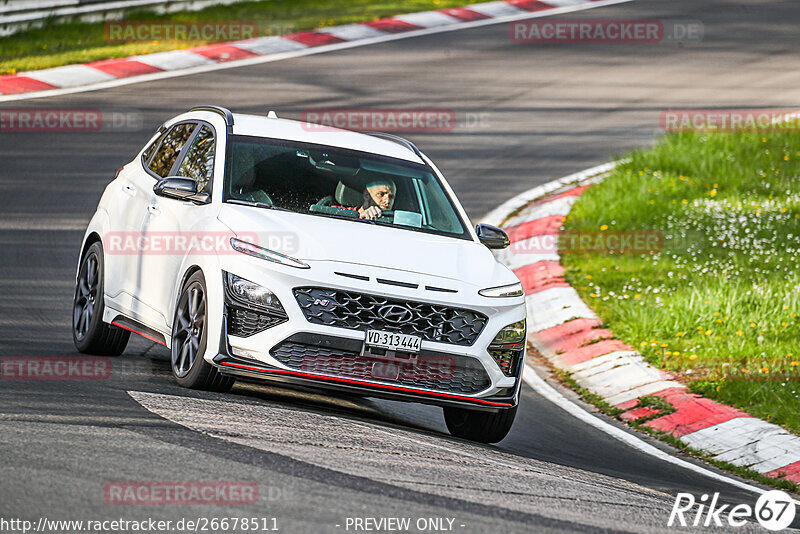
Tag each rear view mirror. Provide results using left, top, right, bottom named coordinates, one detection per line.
left=476, top=223, right=510, bottom=249
left=154, top=177, right=210, bottom=205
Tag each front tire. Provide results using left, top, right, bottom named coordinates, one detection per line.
left=72, top=241, right=130, bottom=355
left=443, top=404, right=518, bottom=443
left=171, top=271, right=234, bottom=392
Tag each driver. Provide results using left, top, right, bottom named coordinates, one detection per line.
left=359, top=179, right=396, bottom=220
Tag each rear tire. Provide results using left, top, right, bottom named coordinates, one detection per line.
left=72, top=242, right=130, bottom=355
left=443, top=404, right=518, bottom=444
left=171, top=271, right=234, bottom=392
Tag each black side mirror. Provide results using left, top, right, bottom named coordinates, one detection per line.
left=476, top=223, right=510, bottom=249
left=154, top=177, right=210, bottom=205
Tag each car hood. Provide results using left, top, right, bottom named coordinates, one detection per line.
left=218, top=205, right=514, bottom=285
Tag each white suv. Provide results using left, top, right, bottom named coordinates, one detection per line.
left=73, top=106, right=526, bottom=442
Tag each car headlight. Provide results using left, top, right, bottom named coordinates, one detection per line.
left=491, top=320, right=526, bottom=346
left=230, top=237, right=309, bottom=269
left=225, top=272, right=285, bottom=314
left=479, top=282, right=523, bottom=298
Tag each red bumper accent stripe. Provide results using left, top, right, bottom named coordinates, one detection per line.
left=112, top=321, right=167, bottom=346
left=219, top=361, right=513, bottom=407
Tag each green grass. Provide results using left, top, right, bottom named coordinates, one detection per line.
left=0, top=0, right=468, bottom=75
left=562, top=131, right=800, bottom=435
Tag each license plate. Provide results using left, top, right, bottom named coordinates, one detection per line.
left=365, top=329, right=421, bottom=353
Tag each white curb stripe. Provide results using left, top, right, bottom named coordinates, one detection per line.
left=393, top=10, right=463, bottom=28
left=21, top=64, right=115, bottom=87
left=233, top=36, right=308, bottom=55
left=682, top=418, right=800, bottom=473
left=131, top=50, right=214, bottom=71
left=494, top=247, right=560, bottom=271
left=467, top=1, right=529, bottom=17
left=526, top=286, right=597, bottom=332
left=568, top=350, right=642, bottom=373
left=544, top=0, right=592, bottom=5
left=317, top=23, right=388, bottom=41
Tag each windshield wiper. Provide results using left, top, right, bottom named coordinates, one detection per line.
left=226, top=199, right=293, bottom=212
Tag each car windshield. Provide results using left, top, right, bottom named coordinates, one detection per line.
left=223, top=135, right=469, bottom=240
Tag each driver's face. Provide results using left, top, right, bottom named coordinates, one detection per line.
left=367, top=184, right=395, bottom=210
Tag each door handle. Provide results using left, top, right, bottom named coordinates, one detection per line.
left=122, top=184, right=136, bottom=197
left=147, top=204, right=160, bottom=215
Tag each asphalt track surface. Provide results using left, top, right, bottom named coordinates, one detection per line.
left=2, top=0, right=800, bottom=532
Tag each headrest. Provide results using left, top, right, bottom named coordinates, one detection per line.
left=335, top=181, right=362, bottom=207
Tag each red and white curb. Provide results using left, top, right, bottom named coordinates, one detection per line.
left=0, top=0, right=632, bottom=99
left=485, top=163, right=800, bottom=486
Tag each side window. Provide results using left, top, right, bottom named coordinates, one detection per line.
left=176, top=126, right=215, bottom=194
left=142, top=129, right=167, bottom=164
left=148, top=123, right=196, bottom=178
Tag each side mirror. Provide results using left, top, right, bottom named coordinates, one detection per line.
left=476, top=223, right=510, bottom=249
left=154, top=177, right=210, bottom=205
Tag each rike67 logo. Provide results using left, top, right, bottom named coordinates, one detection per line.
left=669, top=491, right=796, bottom=531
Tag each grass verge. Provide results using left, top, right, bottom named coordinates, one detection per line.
left=1, top=0, right=469, bottom=75
left=561, top=131, right=800, bottom=435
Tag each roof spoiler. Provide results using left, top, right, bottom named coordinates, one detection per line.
left=365, top=132, right=422, bottom=157
left=190, top=106, right=234, bottom=127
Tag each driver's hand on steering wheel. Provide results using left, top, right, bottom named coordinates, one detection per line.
left=359, top=206, right=382, bottom=220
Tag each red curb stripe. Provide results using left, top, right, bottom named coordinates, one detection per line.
left=766, top=461, right=800, bottom=484
left=439, top=7, right=490, bottom=21
left=505, top=214, right=563, bottom=243
left=507, top=0, right=556, bottom=11
left=553, top=339, right=634, bottom=366
left=531, top=318, right=605, bottom=352
left=621, top=406, right=660, bottom=422
left=531, top=184, right=592, bottom=207
left=640, top=388, right=751, bottom=437
left=513, top=260, right=566, bottom=294
left=0, top=75, right=58, bottom=95
left=190, top=44, right=259, bottom=62
left=87, top=58, right=163, bottom=78
left=364, top=18, right=422, bottom=33
left=284, top=31, right=346, bottom=47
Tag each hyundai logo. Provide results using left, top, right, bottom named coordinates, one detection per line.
left=378, top=304, right=413, bottom=324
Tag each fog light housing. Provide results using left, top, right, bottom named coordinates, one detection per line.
left=224, top=272, right=288, bottom=337
left=489, top=320, right=526, bottom=377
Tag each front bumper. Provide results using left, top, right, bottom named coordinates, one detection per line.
left=213, top=258, right=526, bottom=411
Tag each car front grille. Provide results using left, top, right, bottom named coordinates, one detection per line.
left=271, top=340, right=492, bottom=394
left=292, top=287, right=487, bottom=346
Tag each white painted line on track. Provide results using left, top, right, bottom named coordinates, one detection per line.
left=0, top=0, right=638, bottom=103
